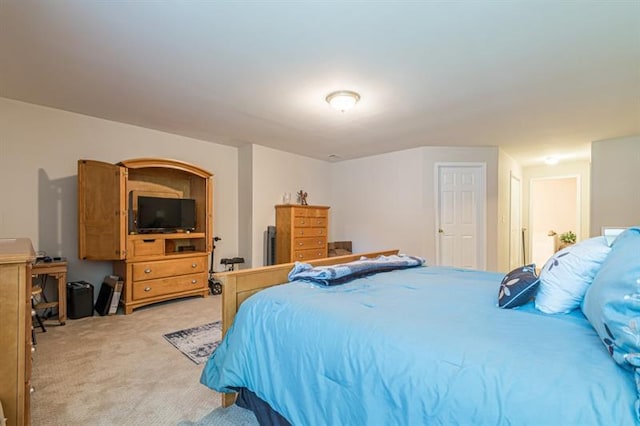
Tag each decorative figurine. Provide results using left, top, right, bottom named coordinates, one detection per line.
left=297, top=190, right=308, bottom=205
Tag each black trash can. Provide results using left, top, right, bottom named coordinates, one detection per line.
left=66, top=281, right=94, bottom=319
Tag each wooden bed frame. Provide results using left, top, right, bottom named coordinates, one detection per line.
left=215, top=249, right=399, bottom=407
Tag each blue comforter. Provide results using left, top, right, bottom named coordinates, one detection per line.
left=201, top=266, right=637, bottom=425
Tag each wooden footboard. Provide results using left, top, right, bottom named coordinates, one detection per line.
left=216, top=249, right=399, bottom=407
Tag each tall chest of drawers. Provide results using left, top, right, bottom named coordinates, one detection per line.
left=0, top=238, right=35, bottom=426
left=275, top=205, right=330, bottom=264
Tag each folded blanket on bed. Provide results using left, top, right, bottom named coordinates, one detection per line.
left=288, top=254, right=426, bottom=286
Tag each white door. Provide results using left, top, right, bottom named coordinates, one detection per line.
left=436, top=164, right=486, bottom=269
left=509, top=173, right=522, bottom=269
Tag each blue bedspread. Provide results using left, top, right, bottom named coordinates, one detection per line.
left=201, top=266, right=637, bottom=425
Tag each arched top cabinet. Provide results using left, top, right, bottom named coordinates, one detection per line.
left=119, top=157, right=213, bottom=179
left=78, top=158, right=213, bottom=313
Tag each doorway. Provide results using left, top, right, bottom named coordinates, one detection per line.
left=435, top=163, right=486, bottom=270
left=529, top=176, right=580, bottom=268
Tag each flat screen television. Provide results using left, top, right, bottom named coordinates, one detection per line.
left=136, top=196, right=196, bottom=233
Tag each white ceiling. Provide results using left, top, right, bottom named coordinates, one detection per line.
left=1, top=1, right=639, bottom=165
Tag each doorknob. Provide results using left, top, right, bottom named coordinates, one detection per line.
left=438, top=228, right=444, bottom=234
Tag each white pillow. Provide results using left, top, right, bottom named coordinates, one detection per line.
left=534, top=236, right=611, bottom=314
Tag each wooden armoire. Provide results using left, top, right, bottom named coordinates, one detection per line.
left=78, top=158, right=213, bottom=314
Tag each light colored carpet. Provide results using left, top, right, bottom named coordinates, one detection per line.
left=177, top=405, right=259, bottom=426
left=31, top=295, right=258, bottom=425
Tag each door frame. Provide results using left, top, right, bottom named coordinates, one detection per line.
left=509, top=172, right=522, bottom=269
left=434, top=162, right=487, bottom=270
left=528, top=174, right=581, bottom=263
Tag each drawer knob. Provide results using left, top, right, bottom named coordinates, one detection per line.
left=191, top=263, right=197, bottom=268
left=191, top=279, right=198, bottom=284
left=301, top=220, right=305, bottom=224
left=31, top=346, right=36, bottom=353
left=298, top=242, right=303, bottom=246
left=144, top=268, right=152, bottom=274
left=30, top=386, right=35, bottom=394
left=144, top=287, right=152, bottom=292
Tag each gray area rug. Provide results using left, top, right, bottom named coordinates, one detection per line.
left=163, top=320, right=222, bottom=364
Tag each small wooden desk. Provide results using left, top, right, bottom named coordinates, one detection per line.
left=32, top=260, right=67, bottom=325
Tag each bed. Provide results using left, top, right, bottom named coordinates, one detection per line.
left=201, top=248, right=639, bottom=425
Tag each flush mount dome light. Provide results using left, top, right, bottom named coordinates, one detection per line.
left=544, top=156, right=559, bottom=165
left=326, top=90, right=360, bottom=112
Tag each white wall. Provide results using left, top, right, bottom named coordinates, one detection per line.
left=590, top=135, right=640, bottom=235
left=329, top=147, right=425, bottom=255
left=0, top=97, right=516, bottom=284
left=330, top=146, right=500, bottom=271
left=0, top=97, right=239, bottom=291
left=248, top=144, right=331, bottom=267
left=237, top=144, right=253, bottom=269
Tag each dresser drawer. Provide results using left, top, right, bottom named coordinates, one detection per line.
left=131, top=239, right=164, bottom=257
left=293, top=217, right=327, bottom=227
left=294, top=227, right=326, bottom=237
left=132, top=256, right=207, bottom=281
left=293, top=207, right=328, bottom=218
left=292, top=248, right=327, bottom=261
left=294, top=236, right=327, bottom=250
left=132, top=273, right=207, bottom=300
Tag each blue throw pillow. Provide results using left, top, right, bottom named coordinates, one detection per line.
left=582, top=227, right=640, bottom=420
left=498, top=264, right=539, bottom=308
left=535, top=237, right=611, bottom=314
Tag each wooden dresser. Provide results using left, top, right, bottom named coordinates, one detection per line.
left=0, top=238, right=35, bottom=426
left=275, top=205, right=330, bottom=264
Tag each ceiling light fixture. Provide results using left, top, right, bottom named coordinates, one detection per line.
left=544, top=156, right=559, bottom=165
left=326, top=90, right=360, bottom=112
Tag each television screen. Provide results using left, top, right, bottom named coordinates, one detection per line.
left=136, top=196, right=196, bottom=232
